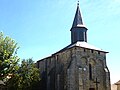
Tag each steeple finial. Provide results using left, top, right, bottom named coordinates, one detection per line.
left=77, top=0, right=79, bottom=6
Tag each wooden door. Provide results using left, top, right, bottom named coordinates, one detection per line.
left=89, top=88, right=95, bottom=90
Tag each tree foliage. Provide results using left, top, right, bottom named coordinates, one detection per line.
left=0, top=32, right=40, bottom=89
left=0, top=32, right=19, bottom=82
left=7, top=58, right=40, bottom=90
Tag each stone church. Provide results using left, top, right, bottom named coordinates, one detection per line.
left=36, top=2, right=111, bottom=90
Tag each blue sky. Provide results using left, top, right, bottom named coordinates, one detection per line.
left=0, top=0, right=120, bottom=84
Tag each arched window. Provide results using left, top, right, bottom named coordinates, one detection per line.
left=89, top=63, right=92, bottom=80
left=89, top=59, right=96, bottom=80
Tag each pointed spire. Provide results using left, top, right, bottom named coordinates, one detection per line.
left=72, top=1, right=85, bottom=28
left=71, top=1, right=88, bottom=44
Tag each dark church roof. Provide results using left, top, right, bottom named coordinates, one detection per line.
left=68, top=42, right=106, bottom=52
left=72, top=2, right=87, bottom=28
left=53, top=41, right=108, bottom=55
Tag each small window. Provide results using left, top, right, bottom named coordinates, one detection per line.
left=84, top=48, right=86, bottom=52
left=89, top=64, right=92, bottom=80
left=91, top=50, right=94, bottom=53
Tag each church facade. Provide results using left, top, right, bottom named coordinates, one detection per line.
left=36, top=2, right=111, bottom=90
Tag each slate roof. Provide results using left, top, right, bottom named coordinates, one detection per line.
left=69, top=42, right=102, bottom=51
left=72, top=2, right=87, bottom=29
left=53, top=41, right=108, bottom=55
left=68, top=41, right=108, bottom=52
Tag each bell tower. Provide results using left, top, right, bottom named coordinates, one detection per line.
left=71, top=1, right=88, bottom=44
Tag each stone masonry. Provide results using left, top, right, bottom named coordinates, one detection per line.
left=37, top=46, right=111, bottom=90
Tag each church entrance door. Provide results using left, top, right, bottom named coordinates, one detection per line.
left=89, top=88, right=95, bottom=90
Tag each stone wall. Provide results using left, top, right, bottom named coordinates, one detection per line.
left=37, top=46, right=111, bottom=90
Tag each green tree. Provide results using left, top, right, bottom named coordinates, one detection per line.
left=7, top=58, right=40, bottom=90
left=0, top=32, right=19, bottom=82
